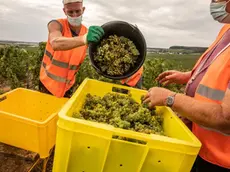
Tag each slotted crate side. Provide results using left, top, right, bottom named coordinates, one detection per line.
left=63, top=79, right=200, bottom=145
left=0, top=115, right=40, bottom=153
left=37, top=114, right=60, bottom=158
left=52, top=127, right=74, bottom=172
left=53, top=124, right=200, bottom=172
left=140, top=149, right=197, bottom=172
left=157, top=106, right=200, bottom=143
left=53, top=78, right=201, bottom=172
left=0, top=88, right=68, bottom=158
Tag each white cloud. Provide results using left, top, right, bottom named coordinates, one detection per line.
left=0, top=0, right=224, bottom=48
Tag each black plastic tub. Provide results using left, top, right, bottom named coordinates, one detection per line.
left=88, top=21, right=147, bottom=80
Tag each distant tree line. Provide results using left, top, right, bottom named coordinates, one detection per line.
left=169, top=46, right=208, bottom=53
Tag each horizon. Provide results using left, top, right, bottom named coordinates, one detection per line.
left=0, top=39, right=209, bottom=49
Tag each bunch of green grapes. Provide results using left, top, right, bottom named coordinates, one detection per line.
left=93, top=35, right=140, bottom=76
left=72, top=92, right=165, bottom=141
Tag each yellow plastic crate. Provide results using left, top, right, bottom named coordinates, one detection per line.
left=53, top=78, right=201, bottom=172
left=0, top=88, right=68, bottom=158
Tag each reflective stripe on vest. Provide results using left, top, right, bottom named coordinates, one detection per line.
left=42, top=62, right=71, bottom=84
left=196, top=84, right=226, bottom=101
left=45, top=50, right=79, bottom=70
left=197, top=84, right=229, bottom=136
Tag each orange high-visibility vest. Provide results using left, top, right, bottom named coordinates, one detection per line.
left=40, top=18, right=88, bottom=97
left=190, top=24, right=230, bottom=169
left=121, top=66, right=143, bottom=87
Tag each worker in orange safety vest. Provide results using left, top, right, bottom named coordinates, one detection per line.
left=39, top=0, right=143, bottom=98
left=39, top=0, right=104, bottom=98
left=142, top=0, right=230, bottom=171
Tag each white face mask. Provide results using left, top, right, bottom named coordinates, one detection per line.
left=210, top=1, right=230, bottom=23
left=67, top=15, right=82, bottom=26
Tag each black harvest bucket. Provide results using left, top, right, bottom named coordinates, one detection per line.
left=88, top=21, right=147, bottom=80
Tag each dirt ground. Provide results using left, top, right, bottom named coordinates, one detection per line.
left=0, top=143, right=54, bottom=172
left=31, top=152, right=54, bottom=172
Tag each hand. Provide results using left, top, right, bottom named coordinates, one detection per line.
left=143, top=87, right=174, bottom=108
left=84, top=26, right=104, bottom=44
left=156, top=70, right=191, bottom=86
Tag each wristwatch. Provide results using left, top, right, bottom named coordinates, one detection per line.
left=165, top=93, right=177, bottom=107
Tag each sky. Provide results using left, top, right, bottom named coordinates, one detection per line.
left=0, top=0, right=225, bottom=48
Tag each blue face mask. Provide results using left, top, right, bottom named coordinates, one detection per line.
left=210, top=1, right=230, bottom=22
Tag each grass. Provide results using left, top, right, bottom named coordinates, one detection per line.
left=21, top=46, right=39, bottom=53
left=147, top=53, right=200, bottom=69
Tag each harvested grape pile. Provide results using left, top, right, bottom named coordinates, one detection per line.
left=93, top=35, right=140, bottom=76
left=72, top=93, right=164, bottom=138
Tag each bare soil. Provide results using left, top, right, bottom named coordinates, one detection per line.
left=0, top=143, right=54, bottom=172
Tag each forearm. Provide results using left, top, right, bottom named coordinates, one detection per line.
left=50, top=36, right=86, bottom=51
left=183, top=71, right=192, bottom=83
left=172, top=93, right=230, bottom=134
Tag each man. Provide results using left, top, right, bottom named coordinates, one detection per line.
left=39, top=0, right=143, bottom=98
left=143, top=0, right=230, bottom=171
left=39, top=0, right=104, bottom=98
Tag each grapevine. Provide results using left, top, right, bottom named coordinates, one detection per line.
left=0, top=45, right=29, bottom=89
left=0, top=43, right=186, bottom=95
left=28, top=42, right=46, bottom=90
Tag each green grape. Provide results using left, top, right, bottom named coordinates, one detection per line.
left=93, top=35, right=140, bottom=76
left=72, top=92, right=165, bottom=144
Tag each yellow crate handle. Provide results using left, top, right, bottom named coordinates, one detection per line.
left=112, top=86, right=130, bottom=95
left=112, top=127, right=153, bottom=144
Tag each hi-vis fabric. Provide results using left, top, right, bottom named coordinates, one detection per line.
left=121, top=66, right=143, bottom=87
left=191, top=24, right=230, bottom=169
left=40, top=19, right=88, bottom=97
left=196, top=84, right=225, bottom=101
